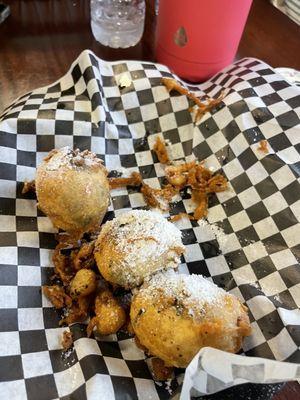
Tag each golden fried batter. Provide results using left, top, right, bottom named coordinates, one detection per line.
left=109, top=172, right=142, bottom=189
left=165, top=161, right=227, bottom=220
left=52, top=247, right=75, bottom=286
left=62, top=330, right=73, bottom=350
left=22, top=180, right=36, bottom=194
left=130, top=271, right=251, bottom=368
left=148, top=357, right=174, bottom=381
left=141, top=183, right=178, bottom=211
left=153, top=137, right=169, bottom=164
left=87, top=288, right=126, bottom=337
left=36, top=147, right=110, bottom=237
left=69, top=269, right=97, bottom=298
left=60, top=295, right=92, bottom=325
left=170, top=213, right=195, bottom=222
left=43, top=285, right=72, bottom=309
left=72, top=241, right=96, bottom=271
left=258, top=139, right=269, bottom=154
left=94, top=210, right=185, bottom=289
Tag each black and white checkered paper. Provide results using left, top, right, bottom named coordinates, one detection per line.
left=0, top=50, right=299, bottom=400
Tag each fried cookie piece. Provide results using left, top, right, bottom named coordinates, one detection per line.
left=130, top=271, right=251, bottom=368
left=36, top=147, right=110, bottom=237
left=94, top=210, right=185, bottom=289
left=87, top=288, right=126, bottom=337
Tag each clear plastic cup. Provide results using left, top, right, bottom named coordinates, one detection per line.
left=91, top=0, right=146, bottom=48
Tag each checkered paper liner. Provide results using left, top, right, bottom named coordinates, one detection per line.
left=0, top=50, right=300, bottom=400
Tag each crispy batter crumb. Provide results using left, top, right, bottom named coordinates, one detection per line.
left=258, top=139, right=269, bottom=154
left=60, top=295, right=91, bottom=326
left=42, top=285, right=72, bottom=309
left=72, top=241, right=95, bottom=270
left=149, top=357, right=174, bottom=381
left=192, top=190, right=208, bottom=220
left=170, top=213, right=195, bottom=222
left=161, top=77, right=224, bottom=122
left=52, top=248, right=75, bottom=286
left=141, top=183, right=178, bottom=211
left=61, top=330, right=73, bottom=350
left=109, top=172, right=142, bottom=189
left=165, top=161, right=196, bottom=189
left=153, top=137, right=169, bottom=164
left=165, top=161, right=227, bottom=220
left=87, top=289, right=126, bottom=337
left=22, top=180, right=36, bottom=194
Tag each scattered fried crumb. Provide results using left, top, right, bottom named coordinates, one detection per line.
left=165, top=161, right=196, bottom=189
left=87, top=289, right=126, bottom=337
left=61, top=330, right=73, bottom=351
left=170, top=213, right=195, bottom=222
left=109, top=172, right=142, bottom=189
left=153, top=137, right=169, bottom=164
left=60, top=295, right=92, bottom=325
left=52, top=248, right=75, bottom=285
left=206, top=174, right=228, bottom=193
left=192, top=190, right=208, bottom=220
left=22, top=180, right=36, bottom=194
left=141, top=183, right=178, bottom=211
left=257, top=139, right=269, bottom=154
left=55, top=232, right=81, bottom=252
left=149, top=357, right=174, bottom=381
left=161, top=77, right=224, bottom=122
left=43, top=285, right=72, bottom=309
left=72, top=241, right=95, bottom=270
left=165, top=161, right=227, bottom=220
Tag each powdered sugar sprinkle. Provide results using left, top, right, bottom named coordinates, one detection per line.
left=98, top=210, right=185, bottom=287
left=143, top=270, right=228, bottom=316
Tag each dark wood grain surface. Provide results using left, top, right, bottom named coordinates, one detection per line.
left=0, top=1, right=299, bottom=398
left=0, top=0, right=299, bottom=112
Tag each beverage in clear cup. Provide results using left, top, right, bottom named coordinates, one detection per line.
left=156, top=0, right=253, bottom=82
left=90, top=0, right=145, bottom=48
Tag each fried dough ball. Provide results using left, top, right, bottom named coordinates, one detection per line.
left=130, top=271, right=251, bottom=368
left=87, top=289, right=126, bottom=337
left=94, top=210, right=185, bottom=289
left=69, top=269, right=97, bottom=298
left=36, top=147, right=109, bottom=237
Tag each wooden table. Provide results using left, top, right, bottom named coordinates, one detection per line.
left=0, top=0, right=299, bottom=399
left=0, top=0, right=300, bottom=112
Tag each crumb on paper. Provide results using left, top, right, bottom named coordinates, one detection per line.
left=153, top=137, right=169, bottom=164
left=148, top=357, right=174, bottom=381
left=117, top=73, right=132, bottom=88
left=61, top=330, right=73, bottom=350
left=165, top=161, right=227, bottom=220
left=141, top=183, right=178, bottom=211
left=22, top=180, right=36, bottom=194
left=109, top=172, right=142, bottom=189
left=107, top=161, right=227, bottom=219
left=192, top=191, right=208, bottom=220
left=257, top=139, right=269, bottom=154
left=170, top=212, right=195, bottom=222
left=161, top=77, right=224, bottom=122
left=43, top=285, right=72, bottom=309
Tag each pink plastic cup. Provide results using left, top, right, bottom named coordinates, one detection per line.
left=155, top=0, right=253, bottom=82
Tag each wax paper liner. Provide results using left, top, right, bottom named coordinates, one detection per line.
left=0, top=50, right=299, bottom=400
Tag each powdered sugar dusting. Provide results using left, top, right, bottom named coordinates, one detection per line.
left=197, top=219, right=228, bottom=252
left=98, top=210, right=185, bottom=287
left=43, top=147, right=104, bottom=171
left=143, top=270, right=227, bottom=316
